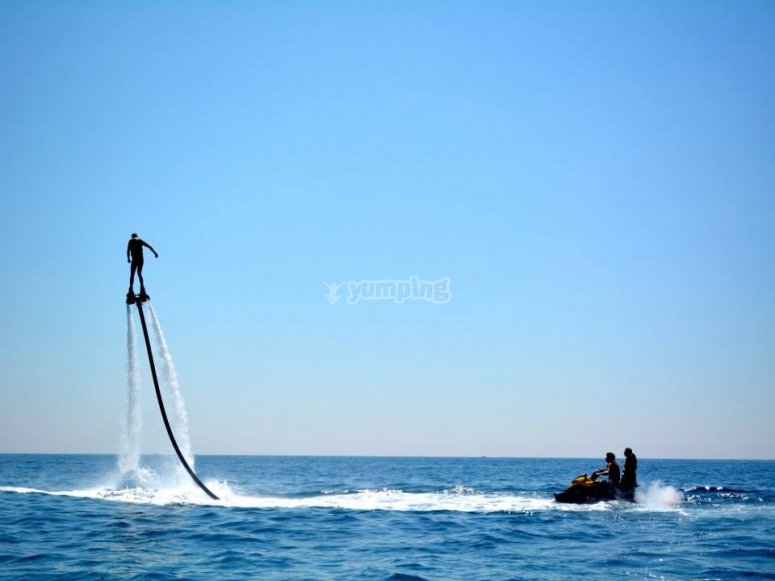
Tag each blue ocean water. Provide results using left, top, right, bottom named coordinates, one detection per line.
left=1, top=455, right=773, bottom=580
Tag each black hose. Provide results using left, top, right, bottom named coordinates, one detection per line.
left=134, top=300, right=219, bottom=500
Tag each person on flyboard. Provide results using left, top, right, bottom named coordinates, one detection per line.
left=127, top=233, right=158, bottom=302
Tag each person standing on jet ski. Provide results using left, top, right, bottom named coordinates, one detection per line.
left=592, top=452, right=620, bottom=498
left=620, top=447, right=638, bottom=499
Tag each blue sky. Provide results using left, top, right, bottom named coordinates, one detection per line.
left=1, top=1, right=773, bottom=459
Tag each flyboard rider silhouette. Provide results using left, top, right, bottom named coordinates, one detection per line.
left=126, top=233, right=158, bottom=304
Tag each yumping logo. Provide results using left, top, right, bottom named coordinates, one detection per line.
left=323, top=276, right=451, bottom=305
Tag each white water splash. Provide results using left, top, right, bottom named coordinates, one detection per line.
left=118, top=306, right=142, bottom=475
left=635, top=481, right=684, bottom=509
left=146, top=302, right=194, bottom=467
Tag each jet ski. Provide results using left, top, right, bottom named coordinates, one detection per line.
left=554, top=473, right=618, bottom=504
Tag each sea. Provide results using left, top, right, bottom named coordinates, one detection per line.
left=1, top=455, right=773, bottom=580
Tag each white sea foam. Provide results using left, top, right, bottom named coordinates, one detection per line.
left=0, top=483, right=558, bottom=511
left=211, top=487, right=556, bottom=512
left=5, top=481, right=675, bottom=513
left=0, top=474, right=685, bottom=514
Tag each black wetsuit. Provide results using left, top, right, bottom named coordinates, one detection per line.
left=127, top=238, right=156, bottom=290
left=621, top=453, right=638, bottom=492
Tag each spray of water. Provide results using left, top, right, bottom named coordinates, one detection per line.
left=635, top=481, right=684, bottom=507
left=147, top=302, right=195, bottom=467
left=118, top=306, right=142, bottom=475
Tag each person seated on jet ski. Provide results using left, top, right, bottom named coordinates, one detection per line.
left=592, top=452, right=620, bottom=497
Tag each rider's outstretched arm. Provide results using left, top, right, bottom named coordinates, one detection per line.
left=143, top=241, right=159, bottom=257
